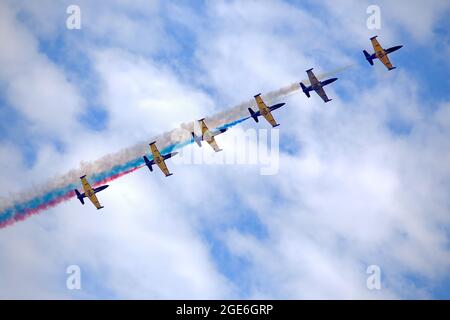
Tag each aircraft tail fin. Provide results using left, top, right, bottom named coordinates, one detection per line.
left=74, top=189, right=85, bottom=205
left=300, top=82, right=311, bottom=98
left=363, top=50, right=374, bottom=65
left=248, top=108, right=259, bottom=123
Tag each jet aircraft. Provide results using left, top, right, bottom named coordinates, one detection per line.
left=74, top=175, right=109, bottom=210
left=248, top=94, right=285, bottom=127
left=143, top=142, right=178, bottom=177
left=300, top=68, right=338, bottom=103
left=191, top=118, right=227, bottom=152
left=363, top=36, right=403, bottom=70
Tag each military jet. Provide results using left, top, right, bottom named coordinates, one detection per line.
left=191, top=118, right=227, bottom=152
left=74, top=175, right=109, bottom=210
left=248, top=94, right=285, bottom=127
left=300, top=68, right=338, bottom=103
left=143, top=142, right=178, bottom=177
left=363, top=36, right=403, bottom=70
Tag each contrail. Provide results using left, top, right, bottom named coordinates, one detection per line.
left=0, top=66, right=351, bottom=229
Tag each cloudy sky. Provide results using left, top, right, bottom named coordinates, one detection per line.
left=0, top=0, right=450, bottom=299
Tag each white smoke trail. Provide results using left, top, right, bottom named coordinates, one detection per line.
left=0, top=65, right=352, bottom=213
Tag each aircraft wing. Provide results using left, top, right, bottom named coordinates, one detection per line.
left=200, top=119, right=209, bottom=135
left=315, top=86, right=330, bottom=103
left=306, top=69, right=320, bottom=86
left=262, top=110, right=278, bottom=127
left=150, top=142, right=172, bottom=176
left=81, top=176, right=93, bottom=194
left=206, top=136, right=221, bottom=152
left=370, top=36, right=383, bottom=53
left=255, top=94, right=279, bottom=127
left=80, top=176, right=103, bottom=209
left=88, top=193, right=102, bottom=209
left=156, top=158, right=171, bottom=176
left=150, top=142, right=162, bottom=159
left=255, top=94, right=269, bottom=111
left=379, top=53, right=394, bottom=70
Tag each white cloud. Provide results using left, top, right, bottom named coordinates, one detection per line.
left=0, top=0, right=449, bottom=299
left=91, top=48, right=215, bottom=139
left=0, top=2, right=85, bottom=140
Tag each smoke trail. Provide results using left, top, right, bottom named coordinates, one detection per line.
left=0, top=67, right=350, bottom=229
left=0, top=117, right=249, bottom=228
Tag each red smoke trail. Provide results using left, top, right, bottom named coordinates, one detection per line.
left=92, top=165, right=144, bottom=187
left=0, top=190, right=75, bottom=229
left=0, top=165, right=145, bottom=229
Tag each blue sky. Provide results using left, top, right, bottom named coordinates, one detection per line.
left=0, top=0, right=450, bottom=299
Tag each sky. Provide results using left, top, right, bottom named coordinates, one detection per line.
left=0, top=0, right=450, bottom=299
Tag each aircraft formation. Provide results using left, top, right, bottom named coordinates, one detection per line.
left=75, top=36, right=403, bottom=210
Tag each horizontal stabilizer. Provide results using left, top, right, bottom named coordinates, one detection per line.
left=363, top=50, right=374, bottom=66
left=74, top=189, right=85, bottom=205
left=191, top=132, right=202, bottom=147
left=300, top=82, right=311, bottom=98
left=248, top=108, right=259, bottom=123
left=143, top=155, right=153, bottom=172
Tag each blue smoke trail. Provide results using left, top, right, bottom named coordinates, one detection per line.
left=0, top=116, right=251, bottom=228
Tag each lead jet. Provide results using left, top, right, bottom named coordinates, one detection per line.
left=248, top=94, right=285, bottom=127
left=74, top=175, right=109, bottom=210
left=143, top=142, right=178, bottom=177
left=191, top=118, right=227, bottom=152
left=363, top=36, right=403, bottom=71
left=300, top=68, right=338, bottom=103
